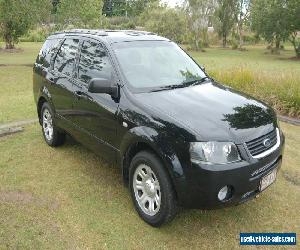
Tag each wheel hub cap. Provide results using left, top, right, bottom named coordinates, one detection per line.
left=42, top=109, right=53, bottom=141
left=133, top=164, right=161, bottom=216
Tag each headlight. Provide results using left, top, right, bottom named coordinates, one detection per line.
left=190, top=142, right=241, bottom=164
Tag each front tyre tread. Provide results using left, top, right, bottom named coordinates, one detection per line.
left=129, top=150, right=177, bottom=227
left=41, top=102, right=65, bottom=147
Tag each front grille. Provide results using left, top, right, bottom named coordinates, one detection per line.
left=246, top=129, right=277, bottom=156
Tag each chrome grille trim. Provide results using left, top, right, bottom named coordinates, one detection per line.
left=245, top=128, right=280, bottom=159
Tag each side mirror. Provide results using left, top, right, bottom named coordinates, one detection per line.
left=88, top=78, right=118, bottom=98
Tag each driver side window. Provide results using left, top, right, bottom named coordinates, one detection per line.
left=78, top=40, right=112, bottom=84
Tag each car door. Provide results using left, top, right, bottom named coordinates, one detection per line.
left=71, top=38, right=120, bottom=161
left=50, top=37, right=80, bottom=129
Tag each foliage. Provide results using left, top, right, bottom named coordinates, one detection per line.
left=184, top=0, right=216, bottom=50
left=251, top=0, right=300, bottom=57
left=55, top=0, right=103, bottom=28
left=0, top=0, right=51, bottom=49
left=251, top=0, right=289, bottom=50
left=139, top=4, right=188, bottom=43
left=20, top=26, right=53, bottom=42
left=214, top=0, right=235, bottom=47
left=286, top=0, right=300, bottom=58
left=102, top=16, right=136, bottom=29
left=232, top=0, right=250, bottom=49
left=102, top=0, right=156, bottom=17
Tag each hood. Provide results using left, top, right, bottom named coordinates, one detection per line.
left=134, top=81, right=277, bottom=144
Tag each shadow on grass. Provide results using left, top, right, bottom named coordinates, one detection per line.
left=58, top=135, right=270, bottom=234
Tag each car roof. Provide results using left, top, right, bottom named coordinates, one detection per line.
left=51, top=29, right=170, bottom=44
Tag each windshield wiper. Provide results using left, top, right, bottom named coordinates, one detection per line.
left=150, top=77, right=211, bottom=92
left=185, top=76, right=211, bottom=86
left=151, top=84, right=186, bottom=92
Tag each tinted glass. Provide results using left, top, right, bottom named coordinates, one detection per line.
left=113, top=41, right=206, bottom=90
left=37, top=38, right=62, bottom=68
left=54, top=38, right=80, bottom=76
left=78, top=40, right=112, bottom=84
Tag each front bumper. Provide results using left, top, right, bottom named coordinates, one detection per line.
left=175, top=132, right=285, bottom=209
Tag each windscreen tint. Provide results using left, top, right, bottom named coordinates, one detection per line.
left=113, top=41, right=206, bottom=90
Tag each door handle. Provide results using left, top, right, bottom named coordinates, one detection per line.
left=74, top=91, right=84, bottom=99
left=47, top=76, right=55, bottom=84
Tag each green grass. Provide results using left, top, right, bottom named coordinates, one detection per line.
left=0, top=66, right=36, bottom=123
left=189, top=45, right=300, bottom=117
left=0, top=42, right=299, bottom=248
left=0, top=122, right=299, bottom=249
left=0, top=42, right=42, bottom=65
left=0, top=42, right=42, bottom=123
left=0, top=42, right=299, bottom=124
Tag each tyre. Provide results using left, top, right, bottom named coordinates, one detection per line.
left=129, top=150, right=177, bottom=227
left=41, top=102, right=65, bottom=147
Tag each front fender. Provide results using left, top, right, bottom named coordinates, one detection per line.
left=119, top=126, right=186, bottom=202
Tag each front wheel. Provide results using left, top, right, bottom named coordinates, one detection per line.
left=129, top=151, right=177, bottom=227
left=41, top=102, right=65, bottom=147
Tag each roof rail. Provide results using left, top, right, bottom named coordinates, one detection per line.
left=52, top=29, right=156, bottom=37
left=53, top=29, right=108, bottom=36
left=104, top=29, right=156, bottom=36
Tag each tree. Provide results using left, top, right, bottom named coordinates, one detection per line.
left=140, top=4, right=187, bottom=43
left=286, top=0, right=300, bottom=58
left=214, top=0, right=235, bottom=47
left=55, top=0, right=103, bottom=28
left=232, top=0, right=251, bottom=49
left=0, top=0, right=51, bottom=49
left=52, top=0, right=60, bottom=14
left=251, top=0, right=290, bottom=51
left=184, top=0, right=217, bottom=50
left=102, top=0, right=156, bottom=17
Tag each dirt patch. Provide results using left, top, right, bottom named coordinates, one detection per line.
left=0, top=63, right=33, bottom=67
left=282, top=170, right=300, bottom=186
left=0, top=48, right=24, bottom=53
left=277, top=56, right=300, bottom=61
left=0, top=190, right=60, bottom=210
left=0, top=191, right=34, bottom=203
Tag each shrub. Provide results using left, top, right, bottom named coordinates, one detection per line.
left=20, top=26, right=53, bottom=42
left=139, top=5, right=187, bottom=43
left=102, top=16, right=136, bottom=30
left=209, top=67, right=300, bottom=117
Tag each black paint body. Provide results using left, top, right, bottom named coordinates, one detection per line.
left=33, top=30, right=285, bottom=209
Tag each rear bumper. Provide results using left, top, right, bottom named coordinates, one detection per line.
left=174, top=131, right=285, bottom=209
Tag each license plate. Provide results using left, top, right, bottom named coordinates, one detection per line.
left=260, top=168, right=277, bottom=191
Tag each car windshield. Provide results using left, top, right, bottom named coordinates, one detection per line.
left=113, top=41, right=207, bottom=91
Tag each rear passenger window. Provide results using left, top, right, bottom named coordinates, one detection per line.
left=54, top=38, right=80, bottom=77
left=78, top=40, right=112, bottom=84
left=37, top=38, right=62, bottom=68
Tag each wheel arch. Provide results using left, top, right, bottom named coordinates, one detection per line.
left=120, top=126, right=184, bottom=200
left=37, top=96, right=48, bottom=125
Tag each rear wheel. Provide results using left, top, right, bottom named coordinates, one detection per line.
left=129, top=151, right=177, bottom=227
left=41, top=102, right=65, bottom=147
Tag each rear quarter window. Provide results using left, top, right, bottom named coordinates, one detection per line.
left=36, top=38, right=62, bottom=68
left=53, top=38, right=80, bottom=77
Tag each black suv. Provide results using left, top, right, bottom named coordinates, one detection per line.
left=33, top=29, right=285, bottom=226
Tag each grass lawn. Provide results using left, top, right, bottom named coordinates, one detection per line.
left=0, top=42, right=299, bottom=124
left=0, top=42, right=299, bottom=248
left=0, top=122, right=299, bottom=249
left=0, top=42, right=42, bottom=123
left=189, top=45, right=300, bottom=118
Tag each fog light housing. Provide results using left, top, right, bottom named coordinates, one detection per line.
left=218, top=185, right=232, bottom=201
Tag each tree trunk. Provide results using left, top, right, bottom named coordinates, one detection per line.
left=222, top=33, right=227, bottom=47
left=289, top=33, right=300, bottom=58
left=4, top=32, right=15, bottom=49
left=275, top=39, right=280, bottom=50
left=271, top=37, right=281, bottom=54
left=237, top=22, right=243, bottom=49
